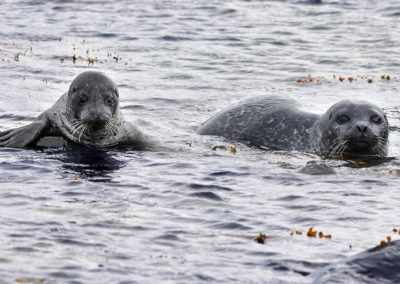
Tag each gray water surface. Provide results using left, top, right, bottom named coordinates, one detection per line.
left=1, top=0, right=400, bottom=283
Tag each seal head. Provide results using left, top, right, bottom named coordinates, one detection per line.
left=62, top=71, right=122, bottom=146
left=314, top=100, right=388, bottom=157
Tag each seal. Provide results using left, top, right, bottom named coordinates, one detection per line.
left=197, top=97, right=389, bottom=157
left=0, top=71, right=148, bottom=148
left=312, top=240, right=400, bottom=283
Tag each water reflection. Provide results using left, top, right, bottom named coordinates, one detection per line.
left=328, top=155, right=394, bottom=168
left=43, top=146, right=125, bottom=182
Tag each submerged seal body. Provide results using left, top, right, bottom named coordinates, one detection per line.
left=0, top=71, right=148, bottom=148
left=312, top=240, right=400, bottom=283
left=197, top=97, right=389, bottom=157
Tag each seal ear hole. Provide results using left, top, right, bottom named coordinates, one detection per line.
left=329, top=113, right=332, bottom=120
left=336, top=114, right=350, bottom=124
left=72, top=88, right=76, bottom=93
left=114, top=90, right=119, bottom=98
left=371, top=115, right=383, bottom=124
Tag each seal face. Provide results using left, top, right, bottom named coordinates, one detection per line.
left=0, top=71, right=148, bottom=148
left=197, top=97, right=389, bottom=157
left=61, top=71, right=122, bottom=146
left=313, top=100, right=388, bottom=157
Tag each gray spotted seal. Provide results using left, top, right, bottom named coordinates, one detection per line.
left=312, top=240, right=400, bottom=283
left=197, top=97, right=389, bottom=157
left=0, top=71, right=148, bottom=148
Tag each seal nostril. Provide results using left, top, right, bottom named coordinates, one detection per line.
left=356, top=125, right=368, bottom=133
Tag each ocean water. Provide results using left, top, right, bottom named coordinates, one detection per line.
left=0, top=0, right=400, bottom=283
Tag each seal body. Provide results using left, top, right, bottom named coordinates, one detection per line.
left=312, top=240, right=400, bottom=283
left=197, top=97, right=389, bottom=157
left=0, top=71, right=148, bottom=148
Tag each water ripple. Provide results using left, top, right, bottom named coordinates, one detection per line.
left=0, top=0, right=400, bottom=283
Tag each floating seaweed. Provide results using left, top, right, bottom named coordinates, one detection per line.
left=290, top=230, right=302, bottom=236
left=296, top=74, right=397, bottom=85
left=307, top=227, right=317, bottom=237
left=291, top=227, right=332, bottom=239
left=255, top=233, right=267, bottom=244
left=15, top=278, right=45, bottom=283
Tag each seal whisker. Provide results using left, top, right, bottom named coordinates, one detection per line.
left=109, top=123, right=118, bottom=136
left=377, top=146, right=385, bottom=157
left=326, top=140, right=341, bottom=154
left=332, top=143, right=344, bottom=156
left=71, top=122, right=85, bottom=138
left=329, top=139, right=346, bottom=155
left=105, top=122, right=115, bottom=136
left=338, top=140, right=349, bottom=156
left=70, top=118, right=85, bottom=129
left=330, top=144, right=342, bottom=156
left=377, top=137, right=388, bottom=145
left=70, top=120, right=86, bottom=136
left=328, top=142, right=341, bottom=153
left=71, top=119, right=82, bottom=126
left=78, top=123, right=88, bottom=143
left=327, top=137, right=348, bottom=152
left=106, top=119, right=119, bottom=135
left=376, top=139, right=387, bottom=157
left=109, top=116, right=118, bottom=126
left=330, top=139, right=348, bottom=156
left=108, top=123, right=119, bottom=135
left=328, top=141, right=341, bottom=155
left=374, top=146, right=383, bottom=157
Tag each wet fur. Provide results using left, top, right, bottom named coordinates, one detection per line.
left=0, top=71, right=148, bottom=148
left=198, top=97, right=389, bottom=157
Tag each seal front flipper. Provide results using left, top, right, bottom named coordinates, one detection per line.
left=0, top=116, right=49, bottom=148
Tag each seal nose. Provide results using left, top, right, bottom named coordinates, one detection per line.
left=88, top=113, right=107, bottom=131
left=356, top=124, right=368, bottom=134
left=90, top=120, right=106, bottom=131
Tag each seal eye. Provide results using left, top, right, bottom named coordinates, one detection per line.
left=336, top=115, right=350, bottom=124
left=105, top=96, right=114, bottom=106
left=79, top=94, right=88, bottom=105
left=371, top=115, right=382, bottom=124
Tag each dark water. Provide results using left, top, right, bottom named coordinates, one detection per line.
left=1, top=0, right=400, bottom=283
